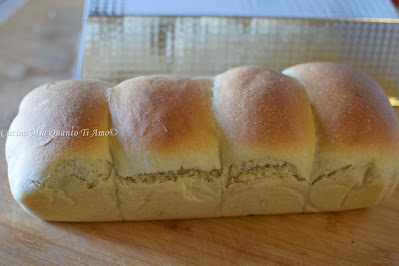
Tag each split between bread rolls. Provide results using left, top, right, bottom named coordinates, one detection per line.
left=6, top=62, right=399, bottom=221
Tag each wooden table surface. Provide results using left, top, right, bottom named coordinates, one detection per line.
left=1, top=1, right=399, bottom=265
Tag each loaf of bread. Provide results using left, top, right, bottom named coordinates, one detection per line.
left=6, top=62, right=399, bottom=221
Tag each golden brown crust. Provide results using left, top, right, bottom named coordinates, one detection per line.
left=283, top=62, right=399, bottom=153
left=11, top=80, right=111, bottom=155
left=213, top=66, right=314, bottom=151
left=110, top=76, right=218, bottom=153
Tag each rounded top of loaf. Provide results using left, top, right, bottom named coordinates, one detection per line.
left=283, top=62, right=399, bottom=154
left=213, top=65, right=314, bottom=150
left=110, top=75, right=217, bottom=152
left=7, top=80, right=111, bottom=157
left=109, top=75, right=220, bottom=175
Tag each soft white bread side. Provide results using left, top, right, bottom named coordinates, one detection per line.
left=213, top=66, right=315, bottom=215
left=283, top=63, right=399, bottom=211
left=6, top=63, right=399, bottom=221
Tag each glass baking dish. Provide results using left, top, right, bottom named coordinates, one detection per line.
left=76, top=16, right=399, bottom=104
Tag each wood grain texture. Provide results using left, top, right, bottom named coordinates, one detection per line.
left=0, top=1, right=399, bottom=265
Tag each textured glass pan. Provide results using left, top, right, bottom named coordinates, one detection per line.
left=79, top=16, right=399, bottom=101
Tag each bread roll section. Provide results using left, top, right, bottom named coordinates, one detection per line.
left=213, top=66, right=315, bottom=215
left=109, top=76, right=223, bottom=220
left=283, top=62, right=399, bottom=211
left=6, top=80, right=122, bottom=221
left=6, top=63, right=399, bottom=221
